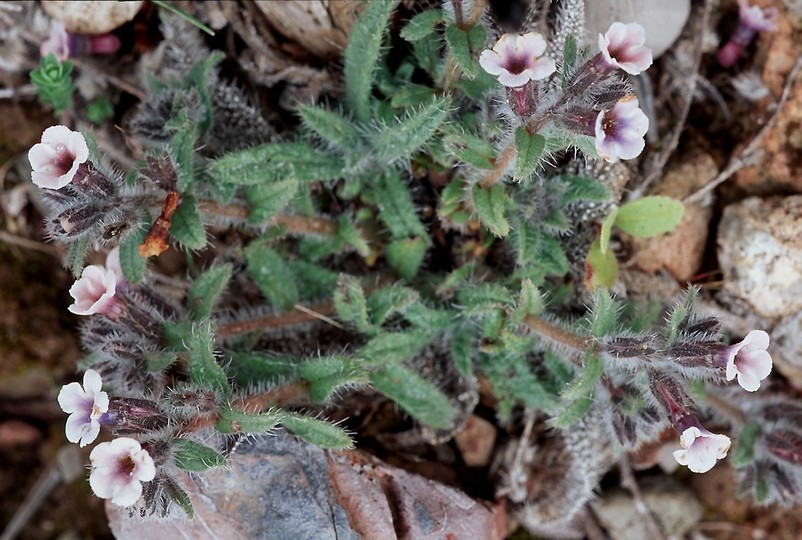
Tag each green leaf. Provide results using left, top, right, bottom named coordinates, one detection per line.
left=282, top=414, right=354, bottom=449
left=444, top=24, right=486, bottom=77
left=216, top=406, right=284, bottom=434
left=732, top=422, right=761, bottom=469
left=615, top=196, right=685, bottom=238
left=401, top=9, right=444, bottom=41
left=145, top=350, right=178, bottom=372
left=600, top=207, right=618, bottom=255
left=372, top=95, right=451, bottom=163
left=172, top=439, right=227, bottom=472
left=334, top=276, right=375, bottom=334
left=589, top=289, right=617, bottom=338
left=345, top=0, right=398, bottom=122
left=337, top=215, right=371, bottom=257
left=443, top=131, right=496, bottom=169
left=375, top=172, right=427, bottom=238
left=451, top=328, right=473, bottom=377
left=472, top=183, right=510, bottom=237
left=30, top=55, right=74, bottom=114
left=560, top=175, right=610, bottom=205
left=169, top=120, right=197, bottom=192
left=187, top=323, right=230, bottom=397
left=514, top=128, right=546, bottom=181
left=188, top=264, right=232, bottom=320
left=244, top=177, right=298, bottom=224
left=162, top=321, right=194, bottom=351
left=391, top=84, right=438, bottom=108
left=585, top=237, right=618, bottom=290
left=370, top=363, right=453, bottom=429
left=299, top=105, right=362, bottom=149
left=552, top=395, right=594, bottom=428
left=289, top=260, right=340, bottom=300
left=163, top=477, right=194, bottom=518
left=356, top=330, right=430, bottom=366
left=536, top=229, right=569, bottom=276
left=367, top=286, right=419, bottom=326
left=511, top=279, right=543, bottom=323
left=299, top=356, right=368, bottom=402
left=386, top=237, right=428, bottom=280
left=171, top=195, right=207, bottom=250
left=208, top=143, right=344, bottom=185
left=563, top=34, right=577, bottom=82
left=228, top=353, right=300, bottom=385
left=553, top=352, right=603, bottom=428
left=119, top=221, right=148, bottom=284
left=245, top=244, right=299, bottom=310
left=183, top=52, right=224, bottom=136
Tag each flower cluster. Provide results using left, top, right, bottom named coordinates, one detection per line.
left=479, top=21, right=653, bottom=163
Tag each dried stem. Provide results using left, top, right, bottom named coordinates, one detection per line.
left=479, top=143, right=516, bottom=187
left=217, top=301, right=335, bottom=338
left=523, top=314, right=590, bottom=353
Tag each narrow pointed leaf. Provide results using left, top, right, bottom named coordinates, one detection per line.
left=299, top=105, right=362, bottom=149
left=188, top=263, right=232, bottom=320
left=514, top=128, right=546, bottom=180
left=171, top=195, right=207, bottom=249
left=472, top=183, right=510, bottom=237
left=370, top=363, right=454, bottom=429
left=172, top=439, right=227, bottom=472
left=372, top=95, right=451, bottom=163
left=245, top=244, right=298, bottom=310
left=401, top=9, right=444, bottom=42
left=282, top=414, right=354, bottom=449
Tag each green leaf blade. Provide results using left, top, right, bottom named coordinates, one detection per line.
left=615, top=196, right=685, bottom=237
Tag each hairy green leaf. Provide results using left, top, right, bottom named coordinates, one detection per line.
left=514, top=128, right=546, bottom=180
left=228, top=353, right=300, bottom=385
left=386, top=237, right=428, bottom=280
left=208, top=143, right=344, bottom=185
left=299, top=105, right=362, bottom=149
left=119, top=220, right=148, bottom=284
left=171, top=195, right=207, bottom=249
left=188, top=263, right=232, bottom=320
left=370, top=363, right=453, bottom=429
left=245, top=244, right=299, bottom=309
left=585, top=237, right=618, bottom=290
left=472, top=183, right=510, bottom=237
left=244, top=177, right=298, bottom=224
left=401, top=9, right=444, bottom=41
left=372, top=95, right=451, bottom=163
left=615, top=196, right=685, bottom=238
left=187, top=322, right=230, bottom=397
left=172, top=439, right=227, bottom=472
left=216, top=407, right=284, bottom=434
left=444, top=24, right=486, bottom=77
left=281, top=414, right=354, bottom=449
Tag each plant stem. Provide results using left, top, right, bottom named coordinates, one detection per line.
left=217, top=301, right=335, bottom=338
left=523, top=314, right=590, bottom=353
left=479, top=143, right=516, bottom=188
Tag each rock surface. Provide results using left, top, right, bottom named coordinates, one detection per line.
left=717, top=196, right=802, bottom=318
left=107, top=432, right=505, bottom=540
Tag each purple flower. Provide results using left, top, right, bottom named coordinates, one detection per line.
left=89, top=438, right=156, bottom=507
left=717, top=1, right=777, bottom=67
left=594, top=96, right=649, bottom=162
left=68, top=264, right=118, bottom=316
left=479, top=32, right=556, bottom=88
left=598, top=22, right=653, bottom=76
left=28, top=125, right=89, bottom=190
left=40, top=21, right=122, bottom=61
left=57, top=369, right=109, bottom=447
left=673, top=424, right=731, bottom=473
left=723, top=330, right=772, bottom=392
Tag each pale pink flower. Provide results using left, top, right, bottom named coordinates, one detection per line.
left=105, top=247, right=125, bottom=283
left=723, top=330, right=772, bottom=392
left=594, top=96, right=649, bottom=162
left=68, top=264, right=118, bottom=316
left=479, top=32, right=557, bottom=88
left=40, top=21, right=70, bottom=61
left=89, top=438, right=156, bottom=507
left=598, top=22, right=653, bottom=75
left=739, top=0, right=777, bottom=32
left=673, top=425, right=731, bottom=473
left=28, top=125, right=89, bottom=190
left=57, top=369, right=109, bottom=447
left=40, top=21, right=122, bottom=61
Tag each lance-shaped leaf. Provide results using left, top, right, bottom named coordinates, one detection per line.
left=300, top=356, right=368, bottom=403
left=472, top=183, right=510, bottom=237
left=171, top=195, right=207, bottom=250
left=589, top=289, right=617, bottom=338
left=560, top=175, right=610, bottom=204
left=563, top=34, right=577, bottom=83
left=334, top=275, right=375, bottom=334
left=246, top=244, right=299, bottom=310
left=299, top=105, right=362, bottom=150
left=443, top=131, right=496, bottom=170
left=536, top=229, right=569, bottom=276
left=370, top=363, right=454, bottom=430
left=188, top=263, right=233, bottom=320
left=732, top=422, right=761, bottom=468
left=169, top=120, right=197, bottom=192
left=228, top=353, right=301, bottom=386
left=386, top=236, right=428, bottom=280
left=345, top=0, right=398, bottom=122
left=336, top=216, right=370, bottom=257
left=119, top=220, right=148, bottom=284
left=216, top=406, right=284, bottom=434
left=244, top=177, right=298, bottom=224
left=172, top=439, right=227, bottom=472
left=187, top=322, right=230, bottom=398
left=372, top=95, right=451, bottom=163
left=615, top=196, right=685, bottom=238
left=514, top=128, right=546, bottom=181
left=183, top=52, right=224, bottom=136
left=282, top=414, right=354, bottom=449
left=444, top=24, right=486, bottom=77
left=367, top=285, right=419, bottom=326
left=553, top=352, right=604, bottom=428
left=585, top=237, right=618, bottom=291
left=163, top=477, right=194, bottom=518
left=451, top=328, right=473, bottom=377
left=356, top=330, right=431, bottom=366
left=374, top=172, right=427, bottom=238
left=401, top=9, right=444, bottom=42
left=208, top=143, right=344, bottom=185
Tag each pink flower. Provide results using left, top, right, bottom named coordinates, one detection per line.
left=40, top=21, right=70, bottom=61
left=594, top=96, right=649, bottom=162
left=40, top=21, right=122, bottom=61
left=68, top=264, right=118, bottom=316
left=739, top=0, right=777, bottom=32
left=57, top=369, right=109, bottom=447
left=479, top=32, right=557, bottom=88
left=89, top=438, right=156, bottom=507
left=723, top=330, right=772, bottom=392
left=598, top=22, right=653, bottom=76
left=673, top=425, right=731, bottom=473
left=105, top=247, right=125, bottom=283
left=28, top=125, right=89, bottom=190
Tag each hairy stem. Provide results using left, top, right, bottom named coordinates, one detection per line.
left=217, top=301, right=335, bottom=338
left=523, top=314, right=590, bottom=353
